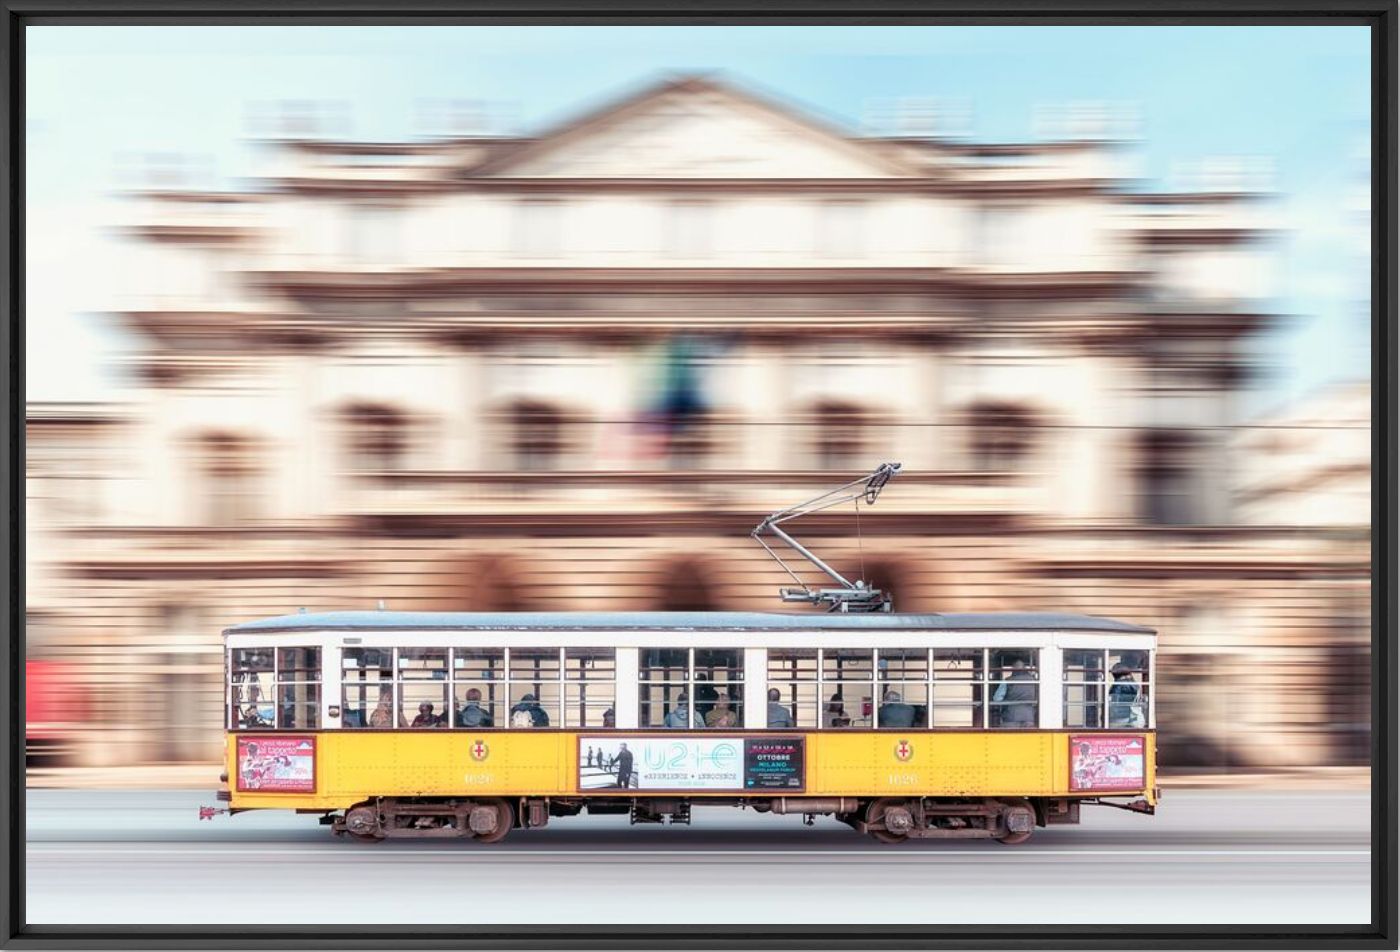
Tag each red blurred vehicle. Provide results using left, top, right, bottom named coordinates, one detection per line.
left=26, top=659, right=87, bottom=765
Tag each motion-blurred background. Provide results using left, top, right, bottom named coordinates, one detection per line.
left=24, top=27, right=1371, bottom=782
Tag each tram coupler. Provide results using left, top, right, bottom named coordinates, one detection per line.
left=1090, top=798, right=1155, bottom=815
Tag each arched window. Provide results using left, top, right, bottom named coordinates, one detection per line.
left=195, top=431, right=261, bottom=525
left=341, top=403, right=409, bottom=475
left=810, top=401, right=869, bottom=471
left=1138, top=429, right=1200, bottom=525
left=966, top=401, right=1038, bottom=472
left=507, top=400, right=566, bottom=471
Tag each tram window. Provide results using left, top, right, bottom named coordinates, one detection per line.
left=931, top=649, right=984, bottom=728
left=639, top=648, right=742, bottom=729
left=639, top=649, right=691, bottom=728
left=1063, top=649, right=1106, bottom=728
left=768, top=649, right=819, bottom=729
left=510, top=649, right=562, bottom=726
left=1061, top=649, right=1150, bottom=728
left=278, top=682, right=320, bottom=730
left=453, top=648, right=504, bottom=729
left=341, top=647, right=394, bottom=729
left=398, top=648, right=447, bottom=680
left=565, top=649, right=616, bottom=728
left=275, top=646, right=321, bottom=728
left=876, top=649, right=929, bottom=729
left=989, top=649, right=1039, bottom=728
left=277, top=647, right=320, bottom=681
left=639, top=648, right=689, bottom=681
left=344, top=683, right=401, bottom=728
left=695, top=649, right=743, bottom=727
left=230, top=647, right=274, bottom=729
left=1107, top=649, right=1150, bottom=728
left=823, top=649, right=874, bottom=728
left=453, top=647, right=505, bottom=681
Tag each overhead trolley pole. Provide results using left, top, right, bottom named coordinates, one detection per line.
left=750, top=462, right=902, bottom=613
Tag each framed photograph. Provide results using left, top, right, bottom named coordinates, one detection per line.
left=7, top=2, right=1394, bottom=949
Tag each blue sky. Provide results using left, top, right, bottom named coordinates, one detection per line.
left=26, top=26, right=1372, bottom=413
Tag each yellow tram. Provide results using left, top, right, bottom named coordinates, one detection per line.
left=217, top=609, right=1157, bottom=845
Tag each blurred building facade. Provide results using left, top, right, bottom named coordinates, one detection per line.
left=1233, top=381, right=1371, bottom=527
left=26, top=75, right=1370, bottom=771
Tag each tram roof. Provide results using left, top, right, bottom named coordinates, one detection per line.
left=225, top=610, right=1155, bottom=636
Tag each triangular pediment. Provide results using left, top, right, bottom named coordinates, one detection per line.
left=480, top=76, right=918, bottom=180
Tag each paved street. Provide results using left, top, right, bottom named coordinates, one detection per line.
left=25, top=789, right=1371, bottom=925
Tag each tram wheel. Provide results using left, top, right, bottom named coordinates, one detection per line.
left=996, top=798, right=1035, bottom=846
left=865, top=798, right=911, bottom=845
left=471, top=798, right=514, bottom=844
left=343, top=804, right=385, bottom=842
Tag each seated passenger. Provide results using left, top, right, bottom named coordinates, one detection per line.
left=456, top=688, right=494, bottom=728
left=1108, top=664, right=1146, bottom=727
left=369, top=690, right=397, bottom=728
left=602, top=707, right=616, bottom=728
left=767, top=688, right=795, bottom=729
left=411, top=702, right=443, bottom=728
left=663, top=692, right=704, bottom=729
left=824, top=693, right=850, bottom=728
left=705, top=696, right=739, bottom=728
left=510, top=693, right=550, bottom=728
left=878, top=689, right=917, bottom=728
left=992, top=660, right=1037, bottom=727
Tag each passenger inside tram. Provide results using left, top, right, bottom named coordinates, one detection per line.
left=1108, top=662, right=1147, bottom=727
left=878, top=689, right=917, bottom=728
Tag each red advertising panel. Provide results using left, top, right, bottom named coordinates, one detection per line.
left=1069, top=734, right=1146, bottom=792
left=236, top=735, right=317, bottom=793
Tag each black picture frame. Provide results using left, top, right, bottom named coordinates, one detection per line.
left=2, top=2, right=1394, bottom=948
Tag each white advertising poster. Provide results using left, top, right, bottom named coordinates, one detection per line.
left=579, top=736, right=745, bottom=791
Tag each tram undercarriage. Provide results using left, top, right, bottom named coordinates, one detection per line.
left=324, top=794, right=1144, bottom=845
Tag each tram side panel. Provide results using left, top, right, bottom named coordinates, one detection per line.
left=226, top=730, right=1155, bottom=811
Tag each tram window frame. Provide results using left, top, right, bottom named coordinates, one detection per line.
left=452, top=647, right=505, bottom=729
left=341, top=647, right=397, bottom=728
left=228, top=645, right=321, bottom=730
left=509, top=648, right=564, bottom=727
left=767, top=648, right=819, bottom=729
left=875, top=649, right=929, bottom=730
left=1063, top=648, right=1107, bottom=729
left=931, top=648, right=986, bottom=728
left=1107, top=648, right=1151, bottom=728
left=276, top=647, right=321, bottom=730
left=639, top=647, right=743, bottom=729
left=988, top=648, right=1040, bottom=729
left=822, top=648, right=875, bottom=729
left=398, top=647, right=449, bottom=728
left=564, top=648, right=616, bottom=729
left=1061, top=648, right=1151, bottom=729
